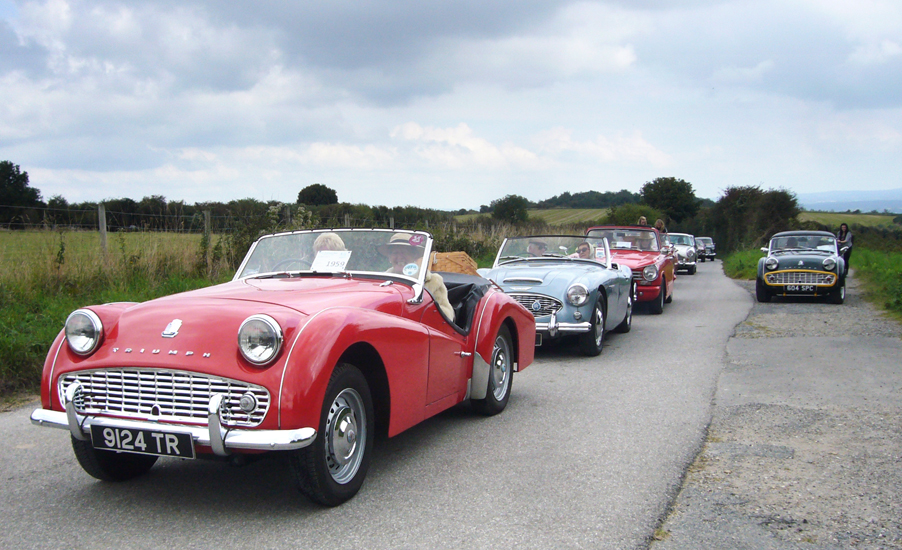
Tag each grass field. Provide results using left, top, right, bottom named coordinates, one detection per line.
left=800, top=211, right=899, bottom=228
left=455, top=208, right=608, bottom=226
left=0, top=230, right=233, bottom=396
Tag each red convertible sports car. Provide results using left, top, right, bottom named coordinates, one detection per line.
left=585, top=225, right=675, bottom=314
left=31, top=229, right=535, bottom=506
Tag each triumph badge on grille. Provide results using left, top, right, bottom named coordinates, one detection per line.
left=532, top=301, right=542, bottom=312
left=162, top=319, right=183, bottom=338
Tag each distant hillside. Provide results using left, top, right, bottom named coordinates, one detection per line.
left=799, top=211, right=900, bottom=228
left=535, top=190, right=639, bottom=209
left=798, top=188, right=902, bottom=214
left=454, top=208, right=608, bottom=226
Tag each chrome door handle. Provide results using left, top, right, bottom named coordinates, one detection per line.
left=455, top=351, right=472, bottom=357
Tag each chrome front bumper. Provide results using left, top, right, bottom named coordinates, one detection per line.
left=534, top=311, right=591, bottom=339
left=31, top=382, right=316, bottom=457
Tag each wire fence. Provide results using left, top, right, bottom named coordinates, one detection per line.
left=0, top=203, right=455, bottom=233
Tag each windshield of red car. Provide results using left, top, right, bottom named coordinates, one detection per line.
left=236, top=230, right=432, bottom=280
left=586, top=229, right=659, bottom=252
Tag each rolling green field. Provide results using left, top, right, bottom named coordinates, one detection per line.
left=800, top=211, right=899, bottom=228
left=455, top=208, right=608, bottom=226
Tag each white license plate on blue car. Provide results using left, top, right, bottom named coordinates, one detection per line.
left=91, top=425, right=195, bottom=458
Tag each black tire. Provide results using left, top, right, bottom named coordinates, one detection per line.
left=614, top=288, right=632, bottom=333
left=648, top=280, right=665, bottom=314
left=756, top=279, right=771, bottom=303
left=579, top=297, right=605, bottom=356
left=688, top=265, right=697, bottom=275
left=472, top=325, right=514, bottom=416
left=829, top=283, right=845, bottom=304
left=289, top=363, right=375, bottom=506
left=71, top=436, right=158, bottom=481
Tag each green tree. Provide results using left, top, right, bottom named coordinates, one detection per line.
left=297, top=183, right=338, bottom=206
left=602, top=203, right=664, bottom=226
left=640, top=177, right=699, bottom=223
left=0, top=161, right=43, bottom=226
left=710, top=186, right=800, bottom=252
left=491, top=194, right=530, bottom=223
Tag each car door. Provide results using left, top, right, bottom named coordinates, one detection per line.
left=418, top=301, right=467, bottom=405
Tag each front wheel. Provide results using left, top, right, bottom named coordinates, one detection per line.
left=71, top=436, right=158, bottom=481
left=648, top=281, right=665, bottom=314
left=688, top=265, right=697, bottom=275
left=579, top=297, right=605, bottom=356
left=472, top=325, right=514, bottom=416
left=756, top=279, right=771, bottom=303
left=289, top=363, right=375, bottom=506
left=829, top=283, right=845, bottom=304
left=614, top=289, right=633, bottom=333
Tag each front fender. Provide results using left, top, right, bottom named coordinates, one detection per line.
left=277, top=307, right=431, bottom=435
left=473, top=290, right=535, bottom=377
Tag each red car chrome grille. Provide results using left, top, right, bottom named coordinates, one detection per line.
left=766, top=271, right=836, bottom=286
left=508, top=293, right=563, bottom=317
left=59, top=368, right=270, bottom=427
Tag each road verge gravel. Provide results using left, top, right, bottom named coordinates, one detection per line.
left=653, top=272, right=902, bottom=549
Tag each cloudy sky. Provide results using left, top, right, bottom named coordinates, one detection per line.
left=1, top=0, right=900, bottom=210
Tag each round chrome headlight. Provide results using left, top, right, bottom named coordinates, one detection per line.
left=642, top=265, right=659, bottom=282
left=765, top=257, right=779, bottom=271
left=567, top=284, right=590, bottom=306
left=822, top=257, right=836, bottom=271
left=687, top=249, right=696, bottom=260
left=65, top=309, right=103, bottom=356
left=238, top=314, right=283, bottom=366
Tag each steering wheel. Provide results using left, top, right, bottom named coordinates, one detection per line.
left=272, top=258, right=312, bottom=271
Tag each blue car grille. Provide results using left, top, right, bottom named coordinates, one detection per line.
left=59, top=368, right=270, bottom=427
left=765, top=271, right=836, bottom=286
left=509, top=293, right=563, bottom=317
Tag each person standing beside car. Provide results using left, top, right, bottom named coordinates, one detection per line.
left=836, top=223, right=853, bottom=275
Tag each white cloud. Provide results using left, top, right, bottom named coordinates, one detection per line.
left=712, top=60, right=775, bottom=84
left=392, top=122, right=544, bottom=169
left=535, top=127, right=672, bottom=166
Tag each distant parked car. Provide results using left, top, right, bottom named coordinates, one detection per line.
left=696, top=237, right=716, bottom=261
left=666, top=233, right=698, bottom=274
left=585, top=226, right=675, bottom=314
left=484, top=235, right=633, bottom=356
left=30, top=228, right=536, bottom=506
left=756, top=230, right=847, bottom=304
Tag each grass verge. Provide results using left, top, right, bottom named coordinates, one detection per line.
left=722, top=247, right=902, bottom=320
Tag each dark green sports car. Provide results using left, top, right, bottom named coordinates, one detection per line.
left=756, top=230, right=848, bottom=304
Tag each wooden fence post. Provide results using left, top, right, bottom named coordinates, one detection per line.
left=98, top=204, right=108, bottom=255
left=204, top=211, right=212, bottom=273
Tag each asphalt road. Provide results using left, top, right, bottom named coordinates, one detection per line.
left=1, top=261, right=751, bottom=550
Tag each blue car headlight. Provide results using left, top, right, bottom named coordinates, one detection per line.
left=567, top=284, right=590, bottom=306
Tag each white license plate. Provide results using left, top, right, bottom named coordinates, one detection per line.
left=91, top=425, right=195, bottom=458
left=785, top=284, right=815, bottom=292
